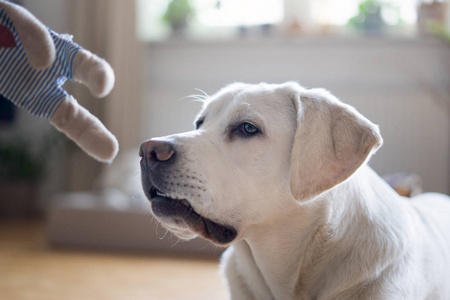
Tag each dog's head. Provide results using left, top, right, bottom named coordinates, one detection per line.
left=140, top=82, right=382, bottom=246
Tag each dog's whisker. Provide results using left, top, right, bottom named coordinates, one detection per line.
left=155, top=221, right=164, bottom=238
left=194, top=88, right=209, bottom=98
left=195, top=243, right=210, bottom=251
left=159, top=228, right=170, bottom=240
left=170, top=237, right=181, bottom=248
left=185, top=94, right=208, bottom=102
left=231, top=92, right=238, bottom=104
left=177, top=94, right=206, bottom=104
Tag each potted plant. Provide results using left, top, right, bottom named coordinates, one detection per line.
left=163, top=0, right=195, bottom=34
left=349, top=0, right=389, bottom=33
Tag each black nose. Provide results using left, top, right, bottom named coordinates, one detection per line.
left=140, top=139, right=176, bottom=166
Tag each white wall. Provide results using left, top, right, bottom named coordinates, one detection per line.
left=142, top=37, right=450, bottom=194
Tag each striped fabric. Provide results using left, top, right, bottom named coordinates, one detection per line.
left=0, top=7, right=81, bottom=119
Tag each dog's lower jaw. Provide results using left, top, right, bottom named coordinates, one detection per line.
left=150, top=195, right=237, bottom=245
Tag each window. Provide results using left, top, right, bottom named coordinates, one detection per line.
left=136, top=0, right=420, bottom=41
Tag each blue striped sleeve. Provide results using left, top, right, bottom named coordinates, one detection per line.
left=0, top=7, right=81, bottom=119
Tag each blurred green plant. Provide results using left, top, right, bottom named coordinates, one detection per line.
left=163, top=0, right=195, bottom=31
left=0, top=133, right=61, bottom=182
left=349, top=0, right=401, bottom=31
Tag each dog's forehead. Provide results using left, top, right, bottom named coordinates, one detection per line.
left=201, top=83, right=292, bottom=120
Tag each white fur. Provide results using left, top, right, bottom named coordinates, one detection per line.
left=145, top=82, right=450, bottom=299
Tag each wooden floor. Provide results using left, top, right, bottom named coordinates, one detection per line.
left=0, top=220, right=229, bottom=300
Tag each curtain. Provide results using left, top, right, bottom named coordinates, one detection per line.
left=67, top=0, right=143, bottom=191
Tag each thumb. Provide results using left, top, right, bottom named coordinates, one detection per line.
left=50, top=95, right=119, bottom=162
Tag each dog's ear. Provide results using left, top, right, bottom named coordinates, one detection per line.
left=289, top=88, right=382, bottom=201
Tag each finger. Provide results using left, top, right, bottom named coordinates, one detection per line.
left=50, top=95, right=119, bottom=162
left=1, top=0, right=55, bottom=69
left=72, top=49, right=115, bottom=98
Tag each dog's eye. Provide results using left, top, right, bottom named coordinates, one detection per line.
left=196, top=119, right=204, bottom=130
left=239, top=122, right=259, bottom=135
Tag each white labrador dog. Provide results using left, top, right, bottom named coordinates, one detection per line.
left=140, top=82, right=450, bottom=300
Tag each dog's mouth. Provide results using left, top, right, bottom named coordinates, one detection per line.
left=148, top=187, right=237, bottom=245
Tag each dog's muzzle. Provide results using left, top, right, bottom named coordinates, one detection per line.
left=140, top=138, right=237, bottom=245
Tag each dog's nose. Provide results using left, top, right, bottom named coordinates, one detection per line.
left=140, top=139, right=175, bottom=165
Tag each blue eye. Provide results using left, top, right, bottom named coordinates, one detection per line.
left=239, top=122, right=259, bottom=135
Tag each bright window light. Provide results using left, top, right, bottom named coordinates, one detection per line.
left=192, top=0, right=284, bottom=27
left=311, top=0, right=360, bottom=26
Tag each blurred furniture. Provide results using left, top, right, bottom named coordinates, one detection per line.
left=47, top=195, right=223, bottom=256
left=382, top=173, right=423, bottom=197
left=47, top=148, right=223, bottom=256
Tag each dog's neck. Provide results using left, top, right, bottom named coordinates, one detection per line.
left=236, top=165, right=410, bottom=300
